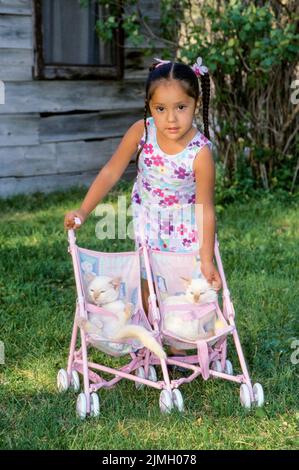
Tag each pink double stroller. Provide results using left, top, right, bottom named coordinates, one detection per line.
left=57, top=225, right=264, bottom=419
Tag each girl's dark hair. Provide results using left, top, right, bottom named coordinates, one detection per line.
left=135, top=61, right=210, bottom=169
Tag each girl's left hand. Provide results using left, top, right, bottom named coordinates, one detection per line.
left=200, top=260, right=222, bottom=291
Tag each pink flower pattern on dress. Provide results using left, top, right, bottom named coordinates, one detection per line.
left=153, top=188, right=164, bottom=197
left=164, top=195, right=179, bottom=206
left=189, top=229, right=197, bottom=242
left=143, top=143, right=154, bottom=154
left=160, top=220, right=174, bottom=235
left=142, top=179, right=151, bottom=192
left=132, top=191, right=141, bottom=205
left=188, top=137, right=208, bottom=148
left=187, top=194, right=195, bottom=204
left=177, top=224, right=188, bottom=236
left=152, top=155, right=164, bottom=166
left=144, top=157, right=152, bottom=167
left=174, top=166, right=189, bottom=179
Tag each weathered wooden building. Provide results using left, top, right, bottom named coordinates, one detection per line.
left=0, top=0, right=160, bottom=197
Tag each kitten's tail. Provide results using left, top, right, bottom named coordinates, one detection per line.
left=114, top=325, right=166, bottom=359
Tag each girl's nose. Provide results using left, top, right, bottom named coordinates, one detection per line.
left=167, top=111, right=176, bottom=122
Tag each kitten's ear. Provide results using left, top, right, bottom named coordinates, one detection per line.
left=110, top=276, right=121, bottom=290
left=180, top=276, right=192, bottom=287
left=85, top=272, right=96, bottom=284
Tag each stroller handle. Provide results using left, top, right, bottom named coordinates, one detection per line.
left=74, top=216, right=82, bottom=226
left=67, top=217, right=82, bottom=244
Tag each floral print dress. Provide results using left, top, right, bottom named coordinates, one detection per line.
left=131, top=117, right=213, bottom=278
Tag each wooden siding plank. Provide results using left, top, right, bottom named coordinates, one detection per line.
left=0, top=15, right=32, bottom=49
left=0, top=80, right=144, bottom=114
left=0, top=165, right=136, bottom=198
left=39, top=110, right=139, bottom=143
left=0, top=172, right=99, bottom=197
left=0, top=64, right=32, bottom=81
left=0, top=138, right=122, bottom=177
left=0, top=0, right=31, bottom=15
left=0, top=48, right=32, bottom=66
left=0, top=143, right=56, bottom=177
left=0, top=114, right=39, bottom=146
left=55, top=139, right=121, bottom=174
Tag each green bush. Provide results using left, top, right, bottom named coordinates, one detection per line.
left=82, top=0, right=299, bottom=193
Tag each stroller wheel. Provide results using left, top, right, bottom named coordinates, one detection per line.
left=159, top=390, right=173, bottom=414
left=224, top=360, right=233, bottom=375
left=253, top=383, right=264, bottom=407
left=240, top=384, right=251, bottom=409
left=172, top=389, right=184, bottom=412
left=76, top=393, right=87, bottom=420
left=57, top=369, right=69, bottom=392
left=135, top=367, right=145, bottom=390
left=70, top=370, right=80, bottom=392
left=148, top=366, right=157, bottom=382
left=211, top=360, right=222, bottom=373
left=90, top=392, right=100, bottom=417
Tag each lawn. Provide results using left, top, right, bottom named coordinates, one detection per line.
left=0, top=181, right=298, bottom=450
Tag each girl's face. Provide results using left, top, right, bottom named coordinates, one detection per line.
left=149, top=79, right=197, bottom=143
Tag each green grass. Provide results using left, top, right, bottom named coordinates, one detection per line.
left=0, top=181, right=298, bottom=450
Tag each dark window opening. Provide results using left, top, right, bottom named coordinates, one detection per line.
left=33, top=0, right=124, bottom=80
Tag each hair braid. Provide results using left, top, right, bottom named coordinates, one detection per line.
left=200, top=73, right=210, bottom=140
left=135, top=100, right=148, bottom=170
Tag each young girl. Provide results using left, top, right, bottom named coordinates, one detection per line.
left=64, top=57, right=222, bottom=322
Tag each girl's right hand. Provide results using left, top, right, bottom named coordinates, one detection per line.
left=64, top=209, right=87, bottom=230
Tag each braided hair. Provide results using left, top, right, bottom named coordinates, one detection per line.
left=135, top=60, right=211, bottom=170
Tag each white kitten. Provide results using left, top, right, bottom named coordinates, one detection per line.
left=77, top=276, right=166, bottom=359
left=163, top=277, right=218, bottom=341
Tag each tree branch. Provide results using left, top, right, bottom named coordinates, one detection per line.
left=282, top=103, right=299, bottom=133
left=291, top=155, right=299, bottom=192
left=135, top=0, right=177, bottom=48
left=282, top=123, right=299, bottom=156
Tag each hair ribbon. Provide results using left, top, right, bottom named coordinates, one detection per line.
left=153, top=57, right=171, bottom=68
left=191, top=57, right=209, bottom=77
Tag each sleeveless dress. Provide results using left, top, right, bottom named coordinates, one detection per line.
left=131, top=117, right=213, bottom=279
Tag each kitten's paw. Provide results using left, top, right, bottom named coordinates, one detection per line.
left=76, top=316, right=87, bottom=329
left=215, top=319, right=226, bottom=331
left=124, top=303, right=134, bottom=320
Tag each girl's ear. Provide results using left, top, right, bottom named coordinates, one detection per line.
left=195, top=96, right=202, bottom=115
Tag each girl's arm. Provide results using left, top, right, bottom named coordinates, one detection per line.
left=64, top=119, right=144, bottom=229
left=193, top=145, right=222, bottom=289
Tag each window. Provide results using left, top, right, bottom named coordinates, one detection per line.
left=33, top=0, right=124, bottom=79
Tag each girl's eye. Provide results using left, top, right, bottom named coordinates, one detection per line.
left=178, top=105, right=186, bottom=110
left=156, top=106, right=164, bottom=112
left=90, top=289, right=94, bottom=292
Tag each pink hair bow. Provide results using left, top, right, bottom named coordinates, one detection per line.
left=191, top=57, right=209, bottom=77
left=153, top=57, right=171, bottom=68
